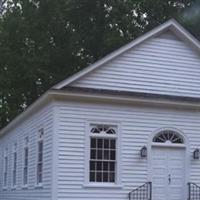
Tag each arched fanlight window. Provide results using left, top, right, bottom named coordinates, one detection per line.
left=153, top=130, right=184, bottom=144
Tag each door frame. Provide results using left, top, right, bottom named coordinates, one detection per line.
left=147, top=127, right=190, bottom=199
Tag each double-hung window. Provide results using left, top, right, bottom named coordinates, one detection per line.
left=23, top=136, right=29, bottom=186
left=37, top=128, right=44, bottom=185
left=89, top=124, right=117, bottom=183
left=12, top=143, right=17, bottom=187
left=3, top=147, right=8, bottom=188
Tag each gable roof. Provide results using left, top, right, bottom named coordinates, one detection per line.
left=53, top=19, right=200, bottom=90
left=1, top=19, right=200, bottom=137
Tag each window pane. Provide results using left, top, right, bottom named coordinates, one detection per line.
left=109, top=172, right=115, bottom=182
left=90, top=161, right=95, bottom=171
left=104, top=140, right=109, bottom=149
left=25, top=157, right=28, bottom=166
left=91, top=150, right=96, bottom=159
left=110, top=140, right=116, bottom=149
left=110, top=162, right=115, bottom=171
left=38, top=174, right=42, bottom=184
left=103, top=162, right=109, bottom=171
left=103, top=172, right=108, bottom=182
left=110, top=150, right=116, bottom=160
left=5, top=157, right=8, bottom=170
left=37, top=163, right=43, bottom=184
left=96, top=172, right=102, bottom=182
left=97, top=150, right=102, bottom=159
left=91, top=127, right=100, bottom=134
left=104, top=150, right=109, bottom=160
left=38, top=152, right=43, bottom=162
left=13, top=170, right=16, bottom=186
left=25, top=148, right=28, bottom=159
left=97, top=161, right=102, bottom=171
left=38, top=142, right=43, bottom=153
left=107, top=128, right=116, bottom=134
left=97, top=139, right=103, bottom=148
left=4, top=172, right=7, bottom=186
left=38, top=164, right=42, bottom=173
left=90, top=172, right=95, bottom=182
left=91, top=138, right=96, bottom=148
left=24, top=167, right=28, bottom=185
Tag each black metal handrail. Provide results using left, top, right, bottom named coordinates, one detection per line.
left=188, top=182, right=200, bottom=200
left=129, top=182, right=152, bottom=200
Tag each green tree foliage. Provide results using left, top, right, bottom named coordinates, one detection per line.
left=179, top=1, right=200, bottom=40
left=0, top=0, right=199, bottom=128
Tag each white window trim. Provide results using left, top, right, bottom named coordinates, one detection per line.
left=11, top=142, right=17, bottom=189
left=23, top=136, right=29, bottom=188
left=84, top=121, right=122, bottom=187
left=3, top=147, right=8, bottom=190
left=35, top=128, right=44, bottom=188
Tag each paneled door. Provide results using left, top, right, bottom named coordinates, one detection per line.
left=151, top=147, right=186, bottom=200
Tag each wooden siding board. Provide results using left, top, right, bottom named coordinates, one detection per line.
left=0, top=104, right=54, bottom=200
left=56, top=100, right=200, bottom=200
left=71, top=32, right=200, bottom=98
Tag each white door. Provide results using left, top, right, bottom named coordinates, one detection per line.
left=151, top=147, right=186, bottom=200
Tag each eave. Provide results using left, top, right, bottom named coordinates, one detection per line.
left=1, top=89, right=200, bottom=137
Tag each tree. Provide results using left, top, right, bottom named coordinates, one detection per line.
left=0, top=0, right=198, bottom=129
left=178, top=0, right=200, bottom=40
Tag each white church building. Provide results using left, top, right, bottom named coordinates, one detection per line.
left=1, top=19, right=200, bottom=200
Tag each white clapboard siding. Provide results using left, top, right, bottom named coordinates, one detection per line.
left=71, top=31, right=200, bottom=98
left=55, top=100, right=200, bottom=200
left=0, top=104, right=54, bottom=200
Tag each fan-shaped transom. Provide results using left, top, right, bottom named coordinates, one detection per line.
left=153, top=130, right=184, bottom=144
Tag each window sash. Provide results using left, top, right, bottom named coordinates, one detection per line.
left=3, top=172, right=7, bottom=187
left=89, top=136, right=117, bottom=183
left=13, top=170, right=16, bottom=186
left=23, top=166, right=28, bottom=185
left=37, top=139, right=43, bottom=184
left=23, top=146, right=29, bottom=185
left=3, top=156, right=8, bottom=187
left=12, top=152, right=17, bottom=186
left=37, top=163, right=43, bottom=184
